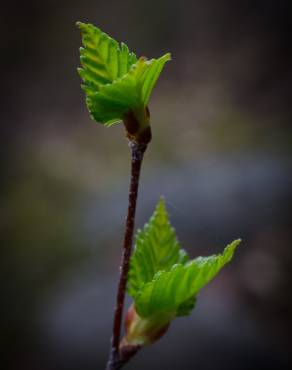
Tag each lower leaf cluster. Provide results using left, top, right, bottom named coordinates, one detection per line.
left=127, top=198, right=241, bottom=323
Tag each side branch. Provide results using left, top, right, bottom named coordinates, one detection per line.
left=106, top=141, right=147, bottom=370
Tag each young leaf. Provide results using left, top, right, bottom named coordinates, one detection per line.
left=77, top=22, right=171, bottom=129
left=127, top=198, right=189, bottom=298
left=77, top=22, right=137, bottom=87
left=134, top=239, right=241, bottom=318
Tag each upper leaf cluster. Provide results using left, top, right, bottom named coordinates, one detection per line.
left=77, top=22, right=170, bottom=127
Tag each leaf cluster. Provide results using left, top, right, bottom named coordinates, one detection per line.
left=128, top=198, right=240, bottom=321
left=77, top=22, right=170, bottom=127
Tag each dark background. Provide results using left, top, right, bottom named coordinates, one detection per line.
left=1, top=1, right=292, bottom=369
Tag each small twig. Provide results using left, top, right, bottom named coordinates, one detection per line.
left=106, top=141, right=147, bottom=370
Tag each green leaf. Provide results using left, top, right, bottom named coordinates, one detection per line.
left=134, top=239, right=241, bottom=318
left=138, top=53, right=171, bottom=106
left=77, top=22, right=171, bottom=126
left=77, top=22, right=137, bottom=87
left=127, top=198, right=189, bottom=298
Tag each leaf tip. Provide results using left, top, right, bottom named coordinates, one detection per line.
left=164, top=52, right=172, bottom=61
left=230, top=238, right=242, bottom=248
left=76, top=21, right=85, bottom=29
left=156, top=196, right=168, bottom=216
left=223, top=238, right=241, bottom=261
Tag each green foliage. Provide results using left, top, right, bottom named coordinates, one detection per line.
left=128, top=198, right=189, bottom=298
left=77, top=22, right=171, bottom=126
left=128, top=198, right=241, bottom=321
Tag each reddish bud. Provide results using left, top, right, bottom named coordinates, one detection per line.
left=120, top=304, right=170, bottom=349
left=123, top=107, right=151, bottom=144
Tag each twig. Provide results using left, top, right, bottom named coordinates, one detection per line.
left=105, top=141, right=147, bottom=370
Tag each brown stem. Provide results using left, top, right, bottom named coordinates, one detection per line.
left=105, top=141, right=147, bottom=370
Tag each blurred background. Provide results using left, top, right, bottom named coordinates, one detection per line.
left=1, top=0, right=292, bottom=369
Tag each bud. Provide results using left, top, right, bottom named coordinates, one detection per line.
left=120, top=304, right=170, bottom=350
left=123, top=107, right=152, bottom=144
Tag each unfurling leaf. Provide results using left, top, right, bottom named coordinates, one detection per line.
left=127, top=197, right=188, bottom=298
left=134, top=239, right=241, bottom=318
left=122, top=198, right=241, bottom=347
left=77, top=22, right=171, bottom=142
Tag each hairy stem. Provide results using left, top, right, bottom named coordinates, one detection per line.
left=106, top=141, right=147, bottom=370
